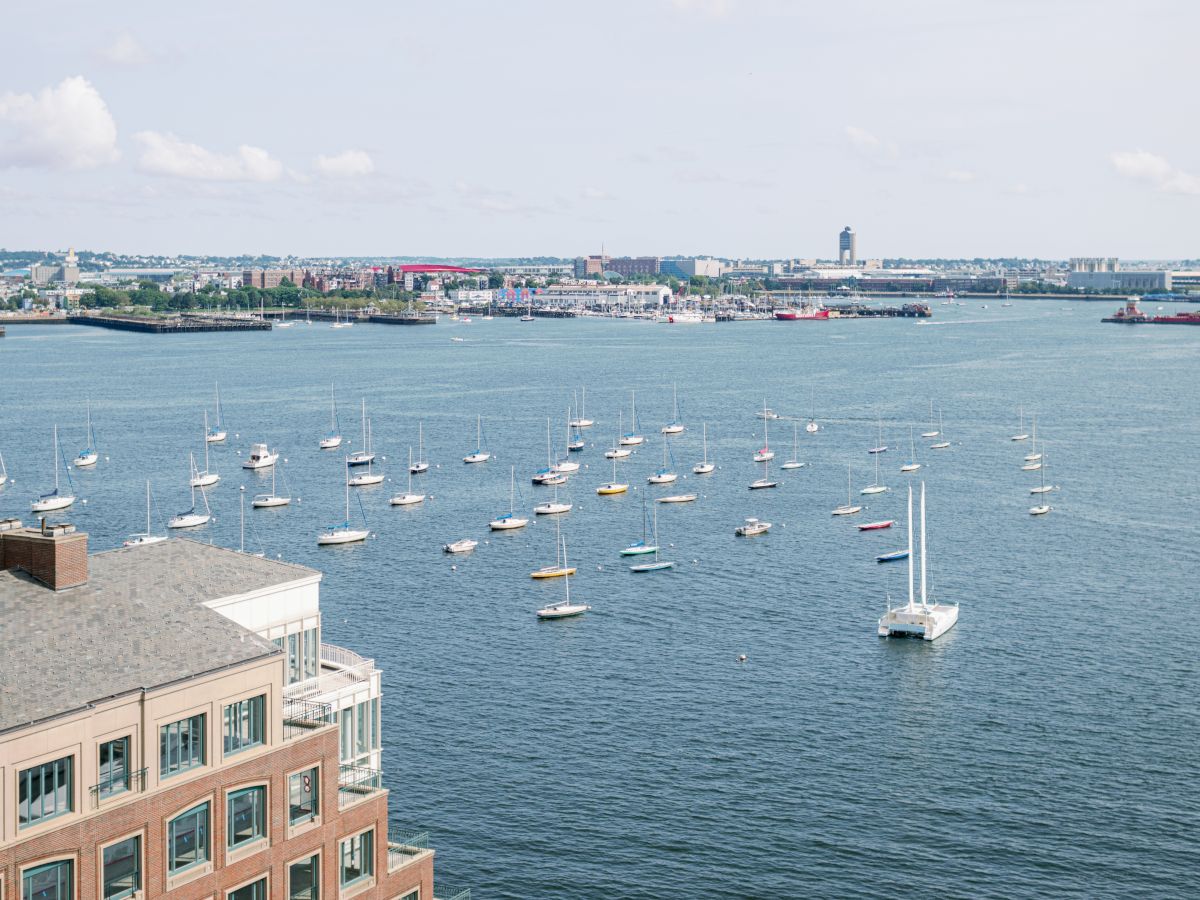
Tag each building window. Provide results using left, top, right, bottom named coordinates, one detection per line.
left=288, top=855, right=319, bottom=900
left=339, top=830, right=374, bottom=888
left=18, top=755, right=73, bottom=828
left=399, top=892, right=418, bottom=900
left=273, top=627, right=320, bottom=685
left=227, top=786, right=267, bottom=849
left=289, top=767, right=319, bottom=825
left=98, top=737, right=130, bottom=798
left=167, top=802, right=210, bottom=874
left=102, top=835, right=141, bottom=899
left=22, top=860, right=73, bottom=900
left=339, top=699, right=381, bottom=768
left=227, top=877, right=267, bottom=900
left=223, top=695, right=265, bottom=756
left=160, top=713, right=206, bottom=778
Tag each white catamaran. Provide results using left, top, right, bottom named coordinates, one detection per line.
left=877, top=483, right=960, bottom=641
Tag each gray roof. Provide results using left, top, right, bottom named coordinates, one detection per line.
left=0, top=539, right=318, bottom=734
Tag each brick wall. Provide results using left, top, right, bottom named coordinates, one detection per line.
left=0, top=527, right=88, bottom=590
left=0, top=727, right=433, bottom=899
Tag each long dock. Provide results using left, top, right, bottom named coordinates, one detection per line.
left=72, top=313, right=272, bottom=333
left=368, top=313, right=437, bottom=325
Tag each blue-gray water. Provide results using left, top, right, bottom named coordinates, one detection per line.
left=1, top=309, right=1196, bottom=898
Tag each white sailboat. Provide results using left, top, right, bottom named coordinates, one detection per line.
left=661, top=382, right=685, bottom=434
left=749, top=456, right=778, bottom=490
left=490, top=467, right=529, bottom=530
left=242, top=442, right=279, bottom=470
left=167, top=480, right=211, bottom=529
left=1030, top=446, right=1056, bottom=496
left=410, top=422, right=430, bottom=473
left=867, top=416, right=888, bottom=454
left=629, top=504, right=674, bottom=572
left=463, top=415, right=491, bottom=464
left=621, top=492, right=658, bottom=555
left=320, top=384, right=343, bottom=449
left=693, top=422, right=715, bottom=474
left=647, top=435, right=677, bottom=484
left=832, top=462, right=863, bottom=515
left=596, top=454, right=629, bottom=495
left=929, top=409, right=950, bottom=450
left=390, top=448, right=426, bottom=505
left=569, top=387, right=594, bottom=428
left=533, top=478, right=572, bottom=515
left=806, top=386, right=819, bottom=433
left=0, top=450, right=8, bottom=486
left=74, top=400, right=98, bottom=467
left=781, top=423, right=806, bottom=470
left=619, top=391, right=644, bottom=445
left=191, top=414, right=220, bottom=486
left=536, top=536, right=591, bottom=618
left=552, top=410, right=580, bottom=473
left=736, top=517, right=771, bottom=536
left=900, top=426, right=921, bottom=472
left=251, top=460, right=291, bottom=507
left=124, top=480, right=167, bottom=546
left=877, top=483, right=960, bottom=640
left=346, top=399, right=375, bottom=466
left=348, top=420, right=385, bottom=485
left=207, top=383, right=227, bottom=442
left=31, top=425, right=76, bottom=512
left=1011, top=405, right=1030, bottom=442
left=1029, top=449, right=1053, bottom=514
left=861, top=446, right=888, bottom=494
left=1024, top=416, right=1042, bottom=462
left=753, top=401, right=775, bottom=462
left=531, top=515, right=576, bottom=577
left=605, top=412, right=633, bottom=459
left=920, top=399, right=938, bottom=439
left=317, top=466, right=369, bottom=544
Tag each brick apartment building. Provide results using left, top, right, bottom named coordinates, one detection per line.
left=241, top=269, right=306, bottom=290
left=0, top=521, right=461, bottom=900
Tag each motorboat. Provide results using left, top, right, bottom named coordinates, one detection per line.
left=877, top=483, right=959, bottom=640
left=443, top=538, right=478, bottom=553
left=735, top=517, right=771, bottom=536
left=242, top=443, right=279, bottom=469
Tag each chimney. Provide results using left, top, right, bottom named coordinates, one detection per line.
left=0, top=520, right=89, bottom=590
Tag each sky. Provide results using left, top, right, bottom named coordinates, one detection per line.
left=0, top=0, right=1195, bottom=259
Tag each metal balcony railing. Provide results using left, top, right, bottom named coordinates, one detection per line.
left=434, top=886, right=471, bottom=900
left=338, top=764, right=384, bottom=808
left=283, top=697, right=333, bottom=741
left=88, top=767, right=147, bottom=808
left=283, top=643, right=376, bottom=702
left=386, top=830, right=431, bottom=872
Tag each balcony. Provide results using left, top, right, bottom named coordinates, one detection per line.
left=387, top=829, right=433, bottom=873
left=283, top=697, right=333, bottom=741
left=434, top=886, right=471, bottom=900
left=338, top=763, right=385, bottom=809
left=88, top=767, right=147, bottom=809
left=283, top=642, right=379, bottom=703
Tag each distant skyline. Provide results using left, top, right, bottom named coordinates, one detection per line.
left=1, top=0, right=1195, bottom=259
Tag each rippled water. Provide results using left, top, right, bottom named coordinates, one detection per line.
left=2, top=308, right=1197, bottom=898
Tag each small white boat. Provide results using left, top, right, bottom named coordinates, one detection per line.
left=920, top=399, right=939, bottom=439
left=552, top=412, right=580, bottom=472
left=320, top=384, right=343, bottom=449
left=647, top=435, right=677, bottom=484
left=900, top=426, right=921, bottom=473
left=657, top=493, right=697, bottom=503
left=191, top=414, right=220, bottom=486
left=629, top=506, right=673, bottom=571
left=390, top=447, right=426, bottom=505
left=537, top=538, right=590, bottom=619
left=31, top=425, right=76, bottom=512
left=861, top=445, right=888, bottom=494
left=0, top=450, right=8, bottom=486
left=74, top=400, right=98, bottom=468
left=463, top=415, right=491, bottom=463
left=867, top=416, right=887, bottom=454
left=781, top=423, right=806, bottom=470
left=929, top=409, right=950, bottom=449
left=533, top=480, right=572, bottom=515
left=1021, top=459, right=1042, bottom=471
left=568, top=387, right=595, bottom=429
left=693, top=422, right=715, bottom=474
left=242, top=442, right=279, bottom=470
left=1030, top=449, right=1055, bottom=497
left=348, top=419, right=384, bottom=485
left=168, top=482, right=211, bottom=529
left=736, top=517, right=771, bottom=536
left=490, top=467, right=529, bottom=530
left=251, top=463, right=290, bottom=507
left=622, top=494, right=658, bottom=554
left=124, top=480, right=168, bottom=546
left=318, top=469, right=369, bottom=545
left=1011, top=405, right=1030, bottom=442
left=619, top=391, right=644, bottom=445
left=756, top=408, right=781, bottom=420
left=753, top=400, right=775, bottom=461
left=877, top=483, right=959, bottom=641
left=1024, top=416, right=1042, bottom=462
left=346, top=398, right=375, bottom=466
left=749, top=454, right=778, bottom=490
left=805, top=386, right=819, bottom=433
left=596, top=455, right=629, bottom=495
left=443, top=538, right=478, bottom=553
left=661, top=383, right=685, bottom=434
left=410, top=422, right=430, bottom=473
left=207, top=383, right=227, bottom=442
left=605, top=411, right=633, bottom=458
left=832, top=462, right=863, bottom=515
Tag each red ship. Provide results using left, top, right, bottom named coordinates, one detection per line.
left=1103, top=298, right=1200, bottom=325
left=774, top=304, right=830, bottom=320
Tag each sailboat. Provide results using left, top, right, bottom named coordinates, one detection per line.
left=534, top=477, right=572, bottom=515
left=929, top=409, right=950, bottom=449
left=647, top=435, right=677, bottom=484
left=410, top=422, right=430, bottom=473
left=31, top=426, right=76, bottom=512
left=753, top=401, right=775, bottom=462
left=74, top=400, right=99, bottom=467
left=0, top=451, right=7, bottom=486
left=877, top=483, right=960, bottom=640
left=390, top=448, right=426, bottom=505
left=251, top=460, right=291, bottom=507
left=900, top=426, right=921, bottom=472
left=536, top=536, right=591, bottom=618
left=191, top=414, right=220, bottom=486
left=124, top=480, right=167, bottom=546
left=605, top=412, right=633, bottom=459
left=629, top=504, right=674, bottom=572
left=567, top=424, right=586, bottom=452
left=861, top=445, right=888, bottom=494
left=348, top=420, right=384, bottom=485
left=920, top=400, right=938, bottom=439
left=569, top=387, right=594, bottom=428
left=736, top=517, right=771, bottom=536
left=805, top=386, right=819, bottom=433
left=749, top=455, right=777, bottom=490
left=619, top=391, right=644, bottom=445
left=661, top=383, right=685, bottom=434
left=552, top=410, right=580, bottom=473
left=832, top=462, right=863, bottom=515
left=531, top=515, right=576, bottom=577
left=320, top=384, right=343, bottom=449
left=1029, top=449, right=1053, bottom=515
left=1024, top=416, right=1042, bottom=462
left=1011, top=405, right=1030, bottom=442
left=693, top=422, right=715, bottom=474
left=621, top=493, right=658, bottom=555
left=1030, top=446, right=1056, bottom=496
left=490, top=467, right=529, bottom=530
left=167, top=479, right=211, bottom=529
left=463, top=415, right=491, bottom=464
left=318, top=465, right=370, bottom=544
left=781, top=423, right=806, bottom=470
left=596, top=454, right=629, bottom=495
left=207, top=383, right=227, bottom=442
left=346, top=399, right=375, bottom=466
left=867, top=416, right=888, bottom=454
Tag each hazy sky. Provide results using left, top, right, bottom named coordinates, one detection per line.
left=1, top=0, right=1194, bottom=259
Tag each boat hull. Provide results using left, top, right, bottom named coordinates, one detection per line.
left=604, top=449, right=632, bottom=459
left=348, top=474, right=384, bottom=486
left=748, top=479, right=778, bottom=490
left=657, top=494, right=696, bottom=503
left=410, top=462, right=430, bottom=473
left=630, top=561, right=674, bottom=572
left=317, top=528, right=368, bottom=545
left=168, top=513, right=210, bottom=529
left=530, top=566, right=576, bottom=579
left=443, top=540, right=477, bottom=553
left=861, top=485, right=888, bottom=495
left=32, top=495, right=75, bottom=512
left=190, top=473, right=220, bottom=488
left=346, top=453, right=375, bottom=466
left=537, top=603, right=591, bottom=619
left=858, top=520, right=895, bottom=531
left=390, top=494, right=425, bottom=506
left=832, top=505, right=862, bottom=516
left=878, top=603, right=959, bottom=640
left=596, top=483, right=628, bottom=495
left=75, top=453, right=98, bottom=468
left=251, top=496, right=290, bottom=508
left=534, top=503, right=572, bottom=515
left=693, top=463, right=715, bottom=474
left=489, top=517, right=529, bottom=530
left=463, top=453, right=490, bottom=464
left=320, top=437, right=343, bottom=449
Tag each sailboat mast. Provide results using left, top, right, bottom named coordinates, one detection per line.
left=146, top=480, right=152, bottom=533
left=906, top=486, right=915, bottom=611
left=203, top=411, right=210, bottom=471
left=920, top=481, right=928, bottom=608
left=702, top=422, right=708, bottom=463
left=361, top=398, right=367, bottom=447
left=53, top=425, right=60, bottom=490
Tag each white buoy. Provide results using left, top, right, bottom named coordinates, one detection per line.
left=737, top=654, right=747, bottom=663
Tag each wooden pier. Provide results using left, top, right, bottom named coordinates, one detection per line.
left=71, top=313, right=273, bottom=333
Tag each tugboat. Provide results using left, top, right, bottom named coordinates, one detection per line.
left=1102, top=298, right=1149, bottom=323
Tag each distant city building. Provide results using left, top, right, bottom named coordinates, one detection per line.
left=29, top=248, right=80, bottom=286
left=660, top=258, right=723, bottom=279
left=539, top=283, right=671, bottom=309
left=1070, top=257, right=1120, bottom=273
left=838, top=227, right=857, bottom=265
left=490, top=264, right=574, bottom=277
left=1067, top=270, right=1171, bottom=291
left=603, top=257, right=661, bottom=277
left=242, top=267, right=306, bottom=290
left=573, top=255, right=611, bottom=278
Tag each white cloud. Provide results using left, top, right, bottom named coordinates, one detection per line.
left=0, top=76, right=119, bottom=170
left=581, top=186, right=607, bottom=200
left=134, top=131, right=283, bottom=182
left=944, top=169, right=976, bottom=183
left=1111, top=149, right=1200, bottom=195
left=314, top=149, right=374, bottom=178
left=97, top=33, right=153, bottom=66
left=845, top=125, right=897, bottom=157
left=669, top=0, right=734, bottom=16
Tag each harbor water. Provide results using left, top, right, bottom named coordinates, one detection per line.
left=1, top=307, right=1196, bottom=898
